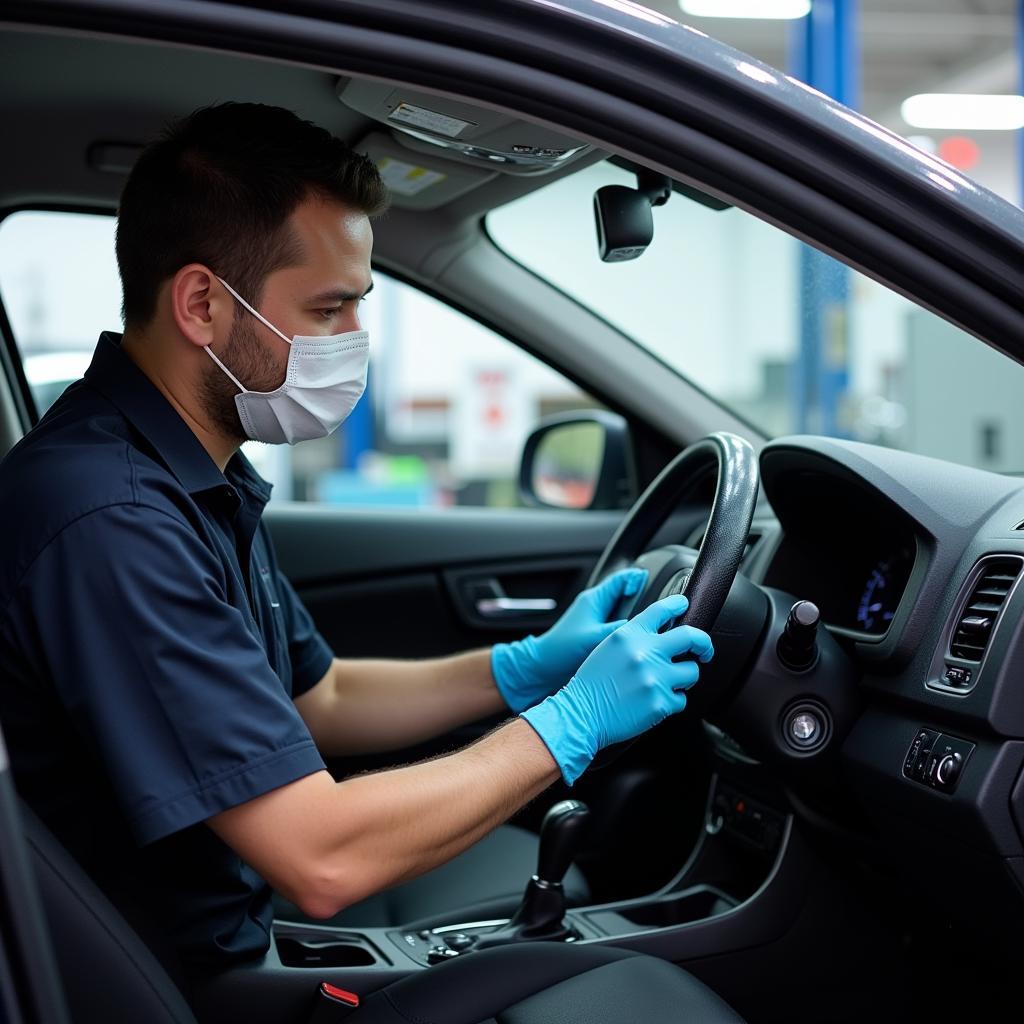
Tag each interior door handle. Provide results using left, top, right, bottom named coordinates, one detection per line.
left=475, top=597, right=557, bottom=617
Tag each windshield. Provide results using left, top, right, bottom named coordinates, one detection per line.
left=488, top=161, right=1024, bottom=473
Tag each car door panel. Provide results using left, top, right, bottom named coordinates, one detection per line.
left=266, top=505, right=714, bottom=658
left=265, top=505, right=624, bottom=659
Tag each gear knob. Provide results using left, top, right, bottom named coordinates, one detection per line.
left=536, top=799, right=590, bottom=884
left=474, top=800, right=590, bottom=949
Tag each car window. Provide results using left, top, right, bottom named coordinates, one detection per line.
left=0, top=209, right=599, bottom=507
left=488, top=161, right=1024, bottom=474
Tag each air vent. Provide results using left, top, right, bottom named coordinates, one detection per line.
left=949, top=559, right=1021, bottom=662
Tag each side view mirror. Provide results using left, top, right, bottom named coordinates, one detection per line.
left=519, top=411, right=635, bottom=510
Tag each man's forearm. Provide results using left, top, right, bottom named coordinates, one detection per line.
left=322, top=718, right=558, bottom=908
left=296, top=649, right=509, bottom=757
left=210, top=718, right=559, bottom=918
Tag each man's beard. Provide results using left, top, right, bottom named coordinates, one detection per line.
left=199, top=316, right=284, bottom=444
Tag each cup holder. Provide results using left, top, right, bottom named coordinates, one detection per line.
left=276, top=932, right=377, bottom=968
left=579, top=884, right=737, bottom=937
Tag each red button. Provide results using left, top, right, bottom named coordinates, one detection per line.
left=320, top=982, right=360, bottom=1007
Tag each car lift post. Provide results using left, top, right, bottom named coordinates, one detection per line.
left=1019, top=0, right=1023, bottom=210
left=787, top=0, right=859, bottom=437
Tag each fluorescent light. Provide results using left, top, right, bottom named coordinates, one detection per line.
left=679, top=0, right=811, bottom=19
left=901, top=94, right=1024, bottom=131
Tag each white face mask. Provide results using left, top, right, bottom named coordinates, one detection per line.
left=204, top=276, right=370, bottom=446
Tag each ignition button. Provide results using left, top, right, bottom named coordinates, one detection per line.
left=790, top=713, right=819, bottom=744
left=781, top=700, right=831, bottom=753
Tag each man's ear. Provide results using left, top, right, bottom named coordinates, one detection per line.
left=170, top=265, right=231, bottom=349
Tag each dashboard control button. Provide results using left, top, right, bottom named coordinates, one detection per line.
left=708, top=781, right=784, bottom=851
left=930, top=734, right=974, bottom=793
left=790, top=712, right=819, bottom=744
left=781, top=700, right=831, bottom=754
left=444, top=932, right=475, bottom=951
left=936, top=753, right=962, bottom=787
left=943, top=665, right=972, bottom=687
left=902, top=729, right=973, bottom=792
left=913, top=741, right=935, bottom=781
left=426, top=945, right=460, bottom=964
left=902, top=729, right=939, bottom=781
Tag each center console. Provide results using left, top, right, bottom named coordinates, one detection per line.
left=192, top=765, right=801, bottom=1023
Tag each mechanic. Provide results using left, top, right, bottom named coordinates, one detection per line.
left=0, top=103, right=713, bottom=976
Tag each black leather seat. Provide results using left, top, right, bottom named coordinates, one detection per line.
left=273, top=823, right=590, bottom=929
left=346, top=943, right=743, bottom=1023
left=21, top=802, right=745, bottom=1024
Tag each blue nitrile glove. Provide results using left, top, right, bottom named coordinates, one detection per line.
left=521, top=594, right=713, bottom=785
left=491, top=568, right=649, bottom=713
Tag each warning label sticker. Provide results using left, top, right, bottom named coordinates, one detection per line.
left=388, top=102, right=474, bottom=138
left=376, top=157, right=448, bottom=196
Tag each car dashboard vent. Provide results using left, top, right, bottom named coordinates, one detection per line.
left=949, top=559, right=1022, bottom=662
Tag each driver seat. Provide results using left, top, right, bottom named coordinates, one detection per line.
left=16, top=797, right=746, bottom=1024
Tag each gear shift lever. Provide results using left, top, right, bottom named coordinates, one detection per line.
left=536, top=799, right=591, bottom=885
left=475, top=800, right=590, bottom=949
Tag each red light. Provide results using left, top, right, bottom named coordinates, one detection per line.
left=938, top=136, right=980, bottom=171
left=735, top=800, right=746, bottom=814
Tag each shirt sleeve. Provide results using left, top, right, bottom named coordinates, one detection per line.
left=275, top=569, right=334, bottom=698
left=17, top=502, right=326, bottom=846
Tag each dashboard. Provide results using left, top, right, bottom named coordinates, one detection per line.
left=736, top=436, right=1024, bottom=948
left=761, top=516, right=917, bottom=637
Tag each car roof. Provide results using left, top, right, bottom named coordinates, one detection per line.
left=1, top=1, right=1022, bottom=244
left=0, top=0, right=1020, bottom=371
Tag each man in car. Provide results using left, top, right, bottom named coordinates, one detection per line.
left=0, top=102, right=713, bottom=977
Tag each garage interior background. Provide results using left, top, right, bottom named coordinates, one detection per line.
left=0, top=0, right=1022, bottom=504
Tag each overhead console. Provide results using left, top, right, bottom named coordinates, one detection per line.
left=338, top=79, right=595, bottom=209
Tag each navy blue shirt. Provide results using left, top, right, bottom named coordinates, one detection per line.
left=0, top=333, right=332, bottom=969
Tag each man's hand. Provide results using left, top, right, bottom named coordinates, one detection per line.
left=491, top=568, right=648, bottom=713
left=522, top=594, right=714, bottom=785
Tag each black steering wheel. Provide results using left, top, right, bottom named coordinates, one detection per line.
left=590, top=432, right=759, bottom=628
left=586, top=431, right=863, bottom=768
left=587, top=432, right=768, bottom=719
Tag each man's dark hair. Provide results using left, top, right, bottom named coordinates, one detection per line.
left=116, top=102, right=389, bottom=327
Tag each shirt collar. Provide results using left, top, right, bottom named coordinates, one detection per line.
left=227, top=450, right=273, bottom=506
left=84, top=331, right=261, bottom=500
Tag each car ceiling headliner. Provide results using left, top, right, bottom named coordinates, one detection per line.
left=0, top=26, right=599, bottom=276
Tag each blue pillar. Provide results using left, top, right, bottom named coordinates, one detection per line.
left=1019, top=0, right=1024, bottom=208
left=788, top=0, right=859, bottom=435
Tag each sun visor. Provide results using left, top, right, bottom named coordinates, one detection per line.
left=356, top=131, right=498, bottom=210
left=339, top=79, right=591, bottom=177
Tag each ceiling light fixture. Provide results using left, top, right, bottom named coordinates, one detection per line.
left=679, top=0, right=811, bottom=19
left=901, top=94, right=1024, bottom=131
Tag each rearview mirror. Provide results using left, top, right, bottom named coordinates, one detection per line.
left=593, top=169, right=671, bottom=262
left=519, top=411, right=635, bottom=510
